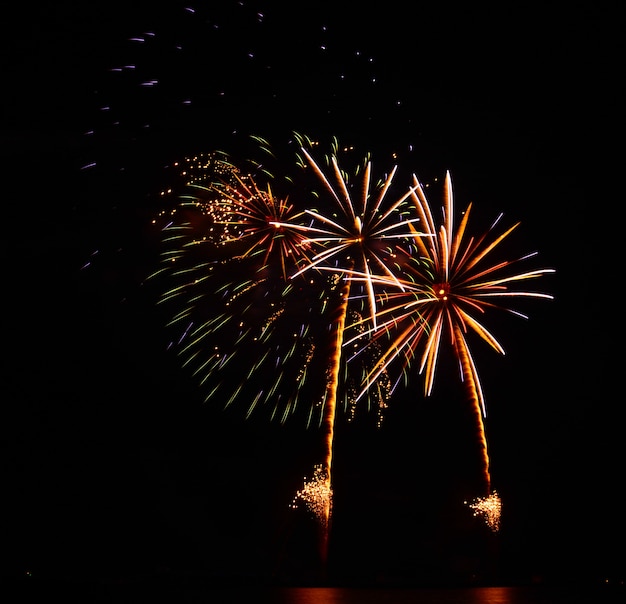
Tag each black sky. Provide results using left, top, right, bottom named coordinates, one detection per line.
left=1, top=0, right=623, bottom=591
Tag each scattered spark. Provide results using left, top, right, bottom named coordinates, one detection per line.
left=290, top=464, right=332, bottom=527
left=466, top=491, right=502, bottom=532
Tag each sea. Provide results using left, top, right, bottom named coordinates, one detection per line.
left=6, top=581, right=624, bottom=604
left=191, top=585, right=623, bottom=604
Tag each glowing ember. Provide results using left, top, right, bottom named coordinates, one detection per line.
left=290, top=464, right=332, bottom=527
left=465, top=491, right=502, bottom=532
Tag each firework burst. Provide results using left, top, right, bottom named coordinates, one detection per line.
left=278, top=139, right=429, bottom=328
left=268, top=134, right=432, bottom=561
left=150, top=153, right=331, bottom=426
left=346, top=170, right=554, bottom=530
left=209, top=169, right=314, bottom=280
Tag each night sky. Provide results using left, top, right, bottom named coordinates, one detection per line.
left=1, top=0, right=623, bottom=592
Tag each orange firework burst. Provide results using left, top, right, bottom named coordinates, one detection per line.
left=150, top=153, right=332, bottom=425
left=347, top=170, right=554, bottom=529
left=209, top=168, right=313, bottom=280
left=276, top=143, right=429, bottom=328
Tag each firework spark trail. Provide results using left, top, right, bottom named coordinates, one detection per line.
left=317, top=259, right=352, bottom=566
left=289, top=273, right=353, bottom=569
left=346, top=170, right=554, bottom=531
left=454, top=322, right=491, bottom=495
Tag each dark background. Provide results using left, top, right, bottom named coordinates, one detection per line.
left=1, top=0, right=622, bottom=592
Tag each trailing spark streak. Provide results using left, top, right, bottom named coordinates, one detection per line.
left=321, top=267, right=351, bottom=552
left=455, top=322, right=491, bottom=494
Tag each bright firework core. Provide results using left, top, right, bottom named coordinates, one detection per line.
left=433, top=282, right=451, bottom=300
